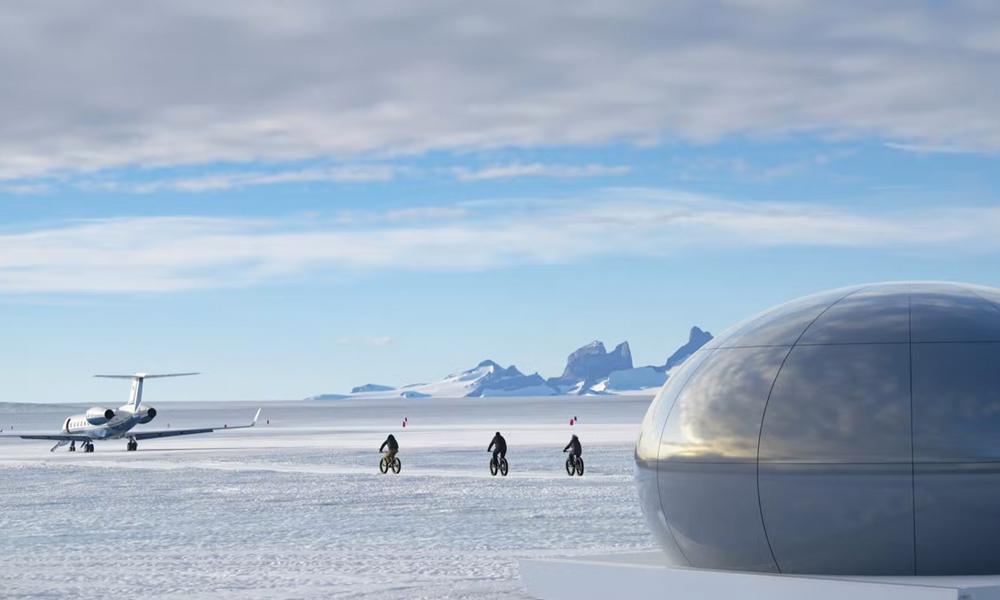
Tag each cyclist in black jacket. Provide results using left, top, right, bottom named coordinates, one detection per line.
left=488, top=431, right=507, bottom=463
left=380, top=434, right=399, bottom=462
left=564, top=434, right=582, bottom=459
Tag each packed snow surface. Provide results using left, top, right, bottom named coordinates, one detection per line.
left=0, top=396, right=657, bottom=599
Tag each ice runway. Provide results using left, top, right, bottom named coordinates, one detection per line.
left=0, top=397, right=657, bottom=599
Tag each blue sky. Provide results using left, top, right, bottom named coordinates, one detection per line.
left=1, top=1, right=1000, bottom=403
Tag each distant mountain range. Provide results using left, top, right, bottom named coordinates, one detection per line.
left=305, top=326, right=713, bottom=400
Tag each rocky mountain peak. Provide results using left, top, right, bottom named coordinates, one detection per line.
left=476, top=360, right=523, bottom=377
left=660, top=326, right=714, bottom=372
left=552, top=339, right=634, bottom=385
left=351, top=383, right=395, bottom=394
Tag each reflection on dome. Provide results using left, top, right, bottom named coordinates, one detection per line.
left=635, top=282, right=1000, bottom=576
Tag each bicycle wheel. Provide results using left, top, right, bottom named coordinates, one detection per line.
left=392, top=456, right=401, bottom=474
left=499, top=458, right=508, bottom=476
left=490, top=458, right=498, bottom=476
left=379, top=456, right=389, bottom=474
left=576, top=457, right=584, bottom=476
left=565, top=457, right=576, bottom=476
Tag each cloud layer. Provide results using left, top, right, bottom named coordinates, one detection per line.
left=2, top=189, right=999, bottom=293
left=2, top=1, right=1000, bottom=179
left=454, top=163, right=630, bottom=181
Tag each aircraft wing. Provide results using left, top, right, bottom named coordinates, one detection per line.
left=130, top=408, right=261, bottom=441
left=1, top=433, right=93, bottom=442
left=129, top=427, right=215, bottom=440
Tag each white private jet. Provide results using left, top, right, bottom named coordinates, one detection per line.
left=1, top=373, right=260, bottom=452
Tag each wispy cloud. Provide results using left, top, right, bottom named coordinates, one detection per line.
left=884, top=142, right=982, bottom=155
left=2, top=189, right=1000, bottom=293
left=1, top=183, right=50, bottom=195
left=337, top=336, right=394, bottom=347
left=69, top=162, right=628, bottom=195
left=1, top=1, right=1000, bottom=178
left=81, top=166, right=397, bottom=194
left=678, top=150, right=856, bottom=183
left=454, top=163, right=630, bottom=181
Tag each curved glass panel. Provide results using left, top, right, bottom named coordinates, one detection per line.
left=634, top=350, right=713, bottom=466
left=657, top=462, right=777, bottom=572
left=912, top=342, right=1000, bottom=462
left=910, top=284, right=1000, bottom=342
left=760, top=344, right=911, bottom=463
left=708, top=286, right=859, bottom=348
left=798, top=285, right=910, bottom=345
left=914, top=463, right=1000, bottom=575
left=760, top=463, right=914, bottom=575
left=635, top=350, right=713, bottom=563
left=634, top=462, right=689, bottom=566
left=658, top=347, right=789, bottom=463
left=960, top=284, right=1000, bottom=315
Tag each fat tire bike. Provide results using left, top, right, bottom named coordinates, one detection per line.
left=489, top=454, right=509, bottom=477
left=380, top=453, right=402, bottom=474
left=565, top=454, right=584, bottom=476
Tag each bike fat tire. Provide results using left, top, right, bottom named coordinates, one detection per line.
left=380, top=456, right=389, bottom=474
left=499, top=458, right=509, bottom=476
left=565, top=457, right=576, bottom=476
left=490, top=458, right=499, bottom=476
left=392, top=456, right=402, bottom=474
left=576, top=457, right=584, bottom=476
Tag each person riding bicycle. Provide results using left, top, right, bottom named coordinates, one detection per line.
left=488, top=431, right=507, bottom=464
left=564, top=434, right=582, bottom=461
left=380, top=434, right=399, bottom=462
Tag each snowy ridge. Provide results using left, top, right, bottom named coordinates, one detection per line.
left=309, top=326, right=713, bottom=399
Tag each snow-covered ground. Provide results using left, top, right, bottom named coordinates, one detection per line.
left=0, top=396, right=657, bottom=599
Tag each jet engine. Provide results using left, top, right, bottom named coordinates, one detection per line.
left=85, top=407, right=115, bottom=425
left=136, top=406, right=157, bottom=424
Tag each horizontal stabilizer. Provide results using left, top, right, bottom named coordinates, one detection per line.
left=94, top=373, right=200, bottom=379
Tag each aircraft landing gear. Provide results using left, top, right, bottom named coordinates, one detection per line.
left=68, top=441, right=76, bottom=452
left=126, top=438, right=138, bottom=452
left=83, top=442, right=94, bottom=453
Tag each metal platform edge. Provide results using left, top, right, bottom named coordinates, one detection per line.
left=519, top=554, right=1000, bottom=600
